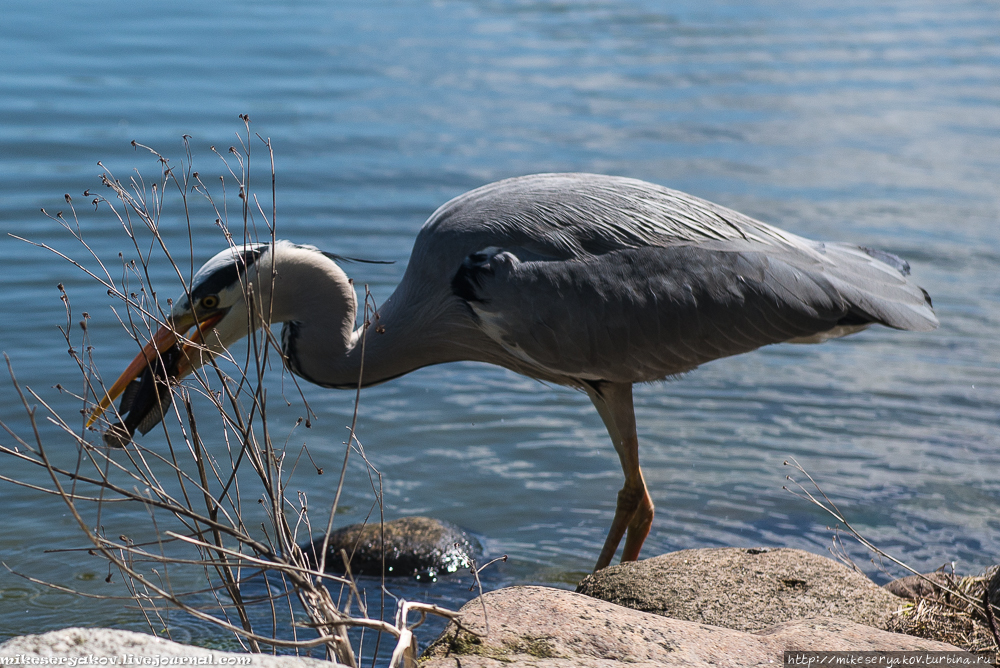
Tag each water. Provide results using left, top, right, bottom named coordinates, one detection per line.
left=1, top=0, right=999, bottom=658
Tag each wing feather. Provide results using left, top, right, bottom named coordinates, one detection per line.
left=459, top=241, right=932, bottom=383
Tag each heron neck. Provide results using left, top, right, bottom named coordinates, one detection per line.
left=321, top=285, right=463, bottom=389
left=267, top=245, right=499, bottom=389
left=267, top=252, right=447, bottom=389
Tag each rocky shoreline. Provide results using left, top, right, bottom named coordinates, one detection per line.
left=2, top=544, right=988, bottom=667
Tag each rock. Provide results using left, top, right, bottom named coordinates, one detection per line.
left=576, top=547, right=901, bottom=631
left=0, top=627, right=338, bottom=667
left=884, top=572, right=955, bottom=600
left=421, top=586, right=964, bottom=667
left=303, top=516, right=482, bottom=581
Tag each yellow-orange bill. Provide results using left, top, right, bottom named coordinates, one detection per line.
left=85, top=325, right=179, bottom=428
left=85, top=312, right=226, bottom=428
left=171, top=312, right=226, bottom=380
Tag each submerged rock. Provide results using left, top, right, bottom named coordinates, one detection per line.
left=577, top=547, right=902, bottom=632
left=304, top=516, right=482, bottom=581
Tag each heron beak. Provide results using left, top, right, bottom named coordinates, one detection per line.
left=85, top=311, right=227, bottom=428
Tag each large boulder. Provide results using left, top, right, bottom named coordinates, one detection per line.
left=577, top=547, right=902, bottom=631
left=422, top=586, right=964, bottom=668
left=303, top=515, right=482, bottom=581
left=0, top=628, right=337, bottom=667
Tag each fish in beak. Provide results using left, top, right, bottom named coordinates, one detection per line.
left=87, top=311, right=227, bottom=447
left=86, top=242, right=272, bottom=446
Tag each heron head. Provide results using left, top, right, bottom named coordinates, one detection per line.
left=87, top=243, right=269, bottom=445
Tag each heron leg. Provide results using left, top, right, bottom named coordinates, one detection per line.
left=586, top=382, right=654, bottom=571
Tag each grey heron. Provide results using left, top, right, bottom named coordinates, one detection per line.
left=88, top=173, right=938, bottom=571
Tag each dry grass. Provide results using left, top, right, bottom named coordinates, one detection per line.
left=886, top=569, right=999, bottom=660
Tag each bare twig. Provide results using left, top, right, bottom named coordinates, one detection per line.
left=783, top=458, right=981, bottom=610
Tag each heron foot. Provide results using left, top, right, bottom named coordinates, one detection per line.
left=621, top=492, right=654, bottom=562
left=593, top=479, right=652, bottom=571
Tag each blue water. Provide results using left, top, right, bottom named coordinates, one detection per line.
left=1, top=0, right=999, bottom=659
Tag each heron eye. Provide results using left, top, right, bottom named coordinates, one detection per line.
left=200, top=295, right=220, bottom=310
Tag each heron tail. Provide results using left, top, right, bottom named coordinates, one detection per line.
left=819, top=242, right=938, bottom=333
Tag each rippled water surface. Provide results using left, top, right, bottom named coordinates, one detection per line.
left=1, top=0, right=998, bottom=655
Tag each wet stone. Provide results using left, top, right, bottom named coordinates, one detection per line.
left=303, top=516, right=482, bottom=582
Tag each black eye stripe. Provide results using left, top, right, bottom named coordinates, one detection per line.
left=191, top=247, right=264, bottom=303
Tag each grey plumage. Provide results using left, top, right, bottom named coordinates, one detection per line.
left=399, top=173, right=936, bottom=387
left=97, top=172, right=938, bottom=571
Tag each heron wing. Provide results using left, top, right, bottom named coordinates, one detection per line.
left=453, top=240, right=936, bottom=384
